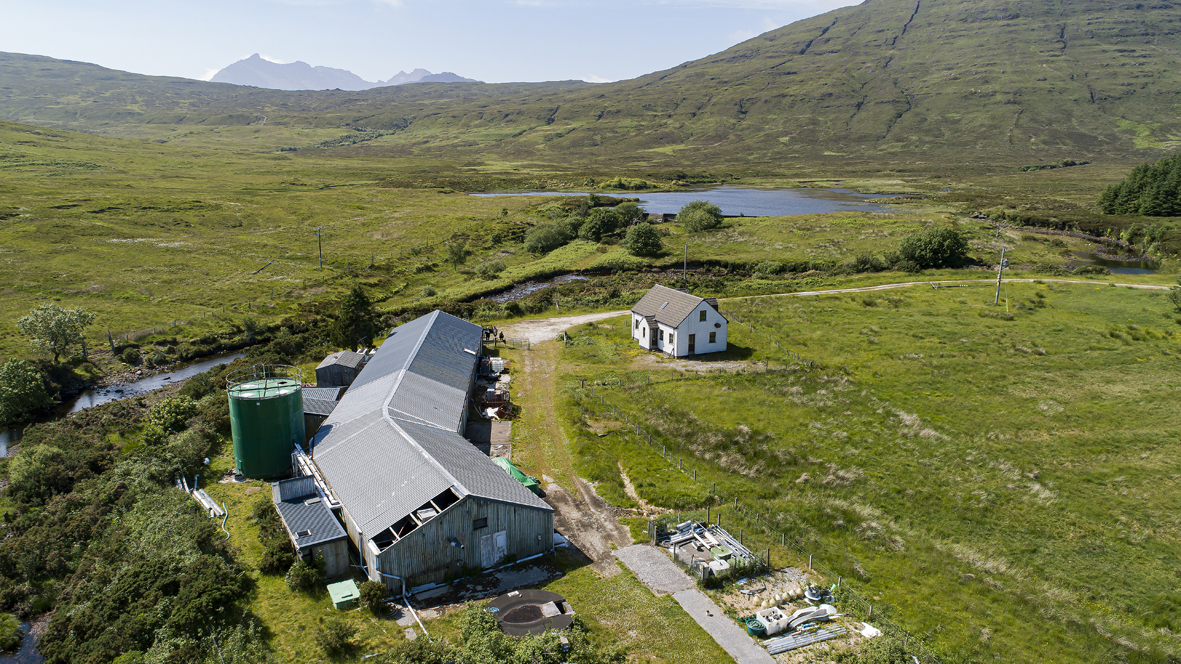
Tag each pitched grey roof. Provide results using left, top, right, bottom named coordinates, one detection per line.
left=304, top=398, right=339, bottom=417
left=303, top=386, right=345, bottom=402
left=631, top=284, right=706, bottom=327
left=272, top=477, right=348, bottom=550
left=310, top=310, right=550, bottom=542
left=318, top=350, right=366, bottom=370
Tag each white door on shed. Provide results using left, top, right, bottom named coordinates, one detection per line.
left=481, top=530, right=508, bottom=568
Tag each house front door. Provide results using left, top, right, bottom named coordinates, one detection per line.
left=688, top=334, right=695, bottom=354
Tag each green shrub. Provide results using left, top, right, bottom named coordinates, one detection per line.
left=578, top=209, right=623, bottom=242
left=120, top=347, right=142, bottom=365
left=0, top=613, right=21, bottom=651
left=524, top=221, right=576, bottom=254
left=678, top=201, right=723, bottom=232
left=422, top=285, right=437, bottom=297
left=898, top=227, right=969, bottom=269
left=622, top=223, right=663, bottom=257
left=285, top=557, right=323, bottom=592
left=149, top=395, right=199, bottom=434
left=253, top=497, right=295, bottom=574
left=476, top=260, right=506, bottom=279
left=376, top=637, right=453, bottom=664
left=754, top=261, right=784, bottom=276
left=0, top=358, right=51, bottom=426
left=145, top=350, right=167, bottom=368
left=315, top=618, right=357, bottom=657
left=359, top=580, right=387, bottom=614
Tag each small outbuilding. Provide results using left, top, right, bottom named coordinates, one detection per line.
left=630, top=284, right=727, bottom=357
left=272, top=475, right=351, bottom=578
left=316, top=350, right=367, bottom=387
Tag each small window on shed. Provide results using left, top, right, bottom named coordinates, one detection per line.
left=659, top=329, right=664, bottom=341
left=700, top=310, right=707, bottom=322
left=634, top=318, right=639, bottom=329
left=473, top=517, right=488, bottom=531
left=295, top=529, right=312, bottom=539
left=709, top=331, right=717, bottom=344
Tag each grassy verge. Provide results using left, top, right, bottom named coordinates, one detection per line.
left=554, top=282, right=1181, bottom=663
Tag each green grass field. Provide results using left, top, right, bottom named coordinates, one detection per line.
left=555, top=281, right=1181, bottom=663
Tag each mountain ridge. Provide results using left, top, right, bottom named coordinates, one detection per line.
left=209, top=53, right=479, bottom=90
left=2, top=0, right=1181, bottom=165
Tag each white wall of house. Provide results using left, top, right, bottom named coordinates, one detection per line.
left=632, top=302, right=727, bottom=356
left=676, top=302, right=727, bottom=356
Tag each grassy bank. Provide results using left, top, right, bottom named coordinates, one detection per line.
left=554, top=282, right=1181, bottom=663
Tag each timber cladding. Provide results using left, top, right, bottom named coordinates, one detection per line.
left=366, top=496, right=554, bottom=587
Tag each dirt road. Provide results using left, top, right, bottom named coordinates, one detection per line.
left=508, top=339, right=631, bottom=576
left=501, top=311, right=628, bottom=345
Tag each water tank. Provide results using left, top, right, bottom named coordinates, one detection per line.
left=227, top=365, right=305, bottom=478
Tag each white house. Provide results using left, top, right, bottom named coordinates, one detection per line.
left=630, top=284, right=728, bottom=357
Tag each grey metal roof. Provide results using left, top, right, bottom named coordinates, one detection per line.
left=303, top=386, right=345, bottom=402
left=631, top=284, right=707, bottom=327
left=304, top=398, right=339, bottom=417
left=272, top=477, right=348, bottom=550
left=309, top=310, right=550, bottom=543
left=318, top=350, right=366, bottom=370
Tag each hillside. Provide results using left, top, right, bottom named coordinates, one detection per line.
left=3, top=0, right=1181, bottom=165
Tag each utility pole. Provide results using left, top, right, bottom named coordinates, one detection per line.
left=994, top=247, right=1008, bottom=305
left=316, top=227, right=324, bottom=269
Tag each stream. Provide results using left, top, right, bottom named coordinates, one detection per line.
left=0, top=352, right=245, bottom=456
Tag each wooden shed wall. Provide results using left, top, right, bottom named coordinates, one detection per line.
left=372, top=496, right=553, bottom=588
left=315, top=364, right=358, bottom=388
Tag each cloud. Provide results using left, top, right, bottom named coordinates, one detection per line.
left=259, top=54, right=286, bottom=64
left=582, top=74, right=615, bottom=83
left=374, top=0, right=403, bottom=6
left=199, top=68, right=220, bottom=81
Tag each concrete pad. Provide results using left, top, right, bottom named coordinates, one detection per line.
left=673, top=589, right=775, bottom=664
left=614, top=544, right=695, bottom=595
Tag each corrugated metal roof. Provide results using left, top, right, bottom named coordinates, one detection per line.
left=272, top=477, right=348, bottom=549
left=310, top=310, right=550, bottom=542
left=396, top=420, right=550, bottom=511
left=318, top=350, right=366, bottom=370
left=303, top=386, right=345, bottom=402
left=631, top=284, right=706, bottom=327
left=304, top=398, right=339, bottom=417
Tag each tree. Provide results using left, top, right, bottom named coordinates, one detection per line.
left=446, top=240, right=469, bottom=268
left=0, top=359, right=51, bottom=425
left=1168, top=286, right=1181, bottom=312
left=332, top=286, right=380, bottom=350
left=623, top=222, right=663, bottom=256
left=678, top=200, right=723, bottom=232
left=578, top=209, right=622, bottom=242
left=614, top=201, right=646, bottom=226
left=897, top=227, right=970, bottom=269
left=17, top=303, right=95, bottom=363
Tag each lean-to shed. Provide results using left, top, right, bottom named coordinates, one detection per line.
left=271, top=476, right=350, bottom=578
left=309, top=311, right=553, bottom=589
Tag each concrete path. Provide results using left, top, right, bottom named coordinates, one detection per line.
left=616, top=545, right=775, bottom=664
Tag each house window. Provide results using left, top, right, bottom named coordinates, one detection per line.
left=473, top=517, right=488, bottom=531
left=700, top=310, right=707, bottom=322
left=642, top=327, right=646, bottom=337
left=659, top=329, right=664, bottom=341
left=709, top=332, right=717, bottom=343
left=634, top=318, right=639, bottom=329
left=668, top=333, right=674, bottom=345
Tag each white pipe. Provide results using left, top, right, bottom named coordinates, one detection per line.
left=402, top=593, right=429, bottom=637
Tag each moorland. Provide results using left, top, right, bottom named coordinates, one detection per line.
left=2, top=0, right=1181, bottom=660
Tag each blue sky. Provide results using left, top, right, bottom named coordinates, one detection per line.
left=2, top=0, right=855, bottom=84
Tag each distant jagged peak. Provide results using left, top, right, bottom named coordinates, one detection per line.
left=209, top=56, right=479, bottom=91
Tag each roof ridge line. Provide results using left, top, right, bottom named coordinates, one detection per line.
left=385, top=416, right=468, bottom=499
left=383, top=310, right=440, bottom=402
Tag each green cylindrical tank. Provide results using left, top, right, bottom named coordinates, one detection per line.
left=227, top=365, right=305, bottom=478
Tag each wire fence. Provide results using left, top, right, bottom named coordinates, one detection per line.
left=568, top=380, right=944, bottom=664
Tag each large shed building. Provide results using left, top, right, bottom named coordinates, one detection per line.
left=308, top=311, right=553, bottom=590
